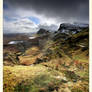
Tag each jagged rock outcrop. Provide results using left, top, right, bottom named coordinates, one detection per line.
left=58, top=23, right=88, bottom=35
left=37, top=28, right=50, bottom=35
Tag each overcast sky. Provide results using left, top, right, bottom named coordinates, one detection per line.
left=4, top=0, right=89, bottom=33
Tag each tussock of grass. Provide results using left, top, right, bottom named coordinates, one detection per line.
left=4, top=65, right=64, bottom=92
left=15, top=73, right=62, bottom=92
left=71, top=81, right=89, bottom=92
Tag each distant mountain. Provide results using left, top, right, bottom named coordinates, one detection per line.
left=37, top=28, right=50, bottom=35
left=58, top=23, right=89, bottom=35
left=59, top=23, right=88, bottom=29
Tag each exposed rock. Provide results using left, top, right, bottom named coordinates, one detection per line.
left=58, top=23, right=88, bottom=35
left=37, top=28, right=50, bottom=35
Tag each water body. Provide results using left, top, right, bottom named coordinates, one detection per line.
left=29, top=36, right=36, bottom=39
left=8, top=41, right=23, bottom=44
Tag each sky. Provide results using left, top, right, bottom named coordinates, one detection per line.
left=4, top=0, right=89, bottom=33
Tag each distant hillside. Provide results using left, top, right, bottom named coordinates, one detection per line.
left=37, top=28, right=50, bottom=35
left=39, top=24, right=89, bottom=64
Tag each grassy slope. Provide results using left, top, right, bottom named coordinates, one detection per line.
left=4, top=65, right=66, bottom=92
left=3, top=28, right=89, bottom=92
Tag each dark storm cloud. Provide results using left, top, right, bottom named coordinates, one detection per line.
left=4, top=0, right=89, bottom=23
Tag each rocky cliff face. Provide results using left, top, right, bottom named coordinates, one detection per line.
left=58, top=23, right=89, bottom=35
